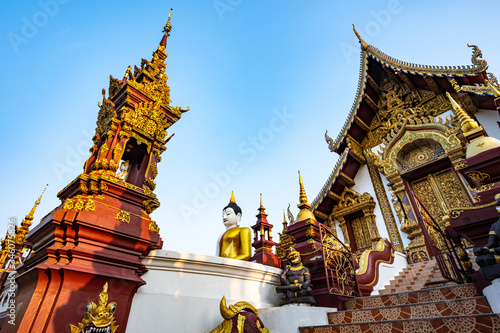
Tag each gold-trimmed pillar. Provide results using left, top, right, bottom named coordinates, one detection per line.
left=364, top=151, right=405, bottom=253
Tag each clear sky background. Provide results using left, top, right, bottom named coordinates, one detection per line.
left=1, top=1, right=500, bottom=256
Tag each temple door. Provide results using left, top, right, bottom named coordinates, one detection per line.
left=405, top=167, right=470, bottom=283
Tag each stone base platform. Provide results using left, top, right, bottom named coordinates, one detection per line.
left=125, top=250, right=282, bottom=332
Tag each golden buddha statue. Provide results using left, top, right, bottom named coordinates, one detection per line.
left=216, top=192, right=251, bottom=261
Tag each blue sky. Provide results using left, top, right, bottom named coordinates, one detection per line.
left=2, top=1, right=500, bottom=255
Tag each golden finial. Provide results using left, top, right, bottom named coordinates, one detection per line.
left=26, top=184, right=48, bottom=221
left=446, top=92, right=479, bottom=133
left=260, top=193, right=264, bottom=209
left=163, top=8, right=173, bottom=34
left=296, top=171, right=315, bottom=222
left=298, top=170, right=309, bottom=206
left=229, top=191, right=236, bottom=204
left=353, top=24, right=368, bottom=50
left=487, top=80, right=500, bottom=97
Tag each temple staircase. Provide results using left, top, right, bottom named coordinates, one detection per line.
left=299, top=259, right=500, bottom=332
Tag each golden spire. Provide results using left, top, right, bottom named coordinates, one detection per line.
left=163, top=8, right=173, bottom=34
left=487, top=80, right=500, bottom=97
left=296, top=171, right=315, bottom=222
left=260, top=193, right=264, bottom=209
left=353, top=24, right=368, bottom=50
left=298, top=170, right=309, bottom=208
left=446, top=92, right=479, bottom=133
left=26, top=184, right=48, bottom=222
left=229, top=191, right=236, bottom=204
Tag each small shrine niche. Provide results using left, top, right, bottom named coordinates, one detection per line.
left=331, top=188, right=380, bottom=255
left=118, top=138, right=149, bottom=187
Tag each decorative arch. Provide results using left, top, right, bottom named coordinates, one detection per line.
left=381, top=128, right=462, bottom=175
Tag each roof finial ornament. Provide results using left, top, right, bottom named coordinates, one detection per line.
left=446, top=92, right=479, bottom=133
left=163, top=8, right=173, bottom=35
left=295, top=170, right=316, bottom=222
left=260, top=193, right=264, bottom=209
left=467, top=44, right=487, bottom=68
left=298, top=170, right=309, bottom=207
left=353, top=24, right=368, bottom=50
left=27, top=184, right=48, bottom=221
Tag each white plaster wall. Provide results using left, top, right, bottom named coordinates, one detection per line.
left=125, top=250, right=281, bottom=333
left=259, top=304, right=333, bottom=333
left=476, top=108, right=500, bottom=139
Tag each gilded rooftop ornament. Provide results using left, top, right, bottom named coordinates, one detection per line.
left=16, top=184, right=48, bottom=244
left=296, top=171, right=316, bottom=222
left=445, top=92, right=479, bottom=133
left=163, top=8, right=173, bottom=34
left=353, top=24, right=368, bottom=50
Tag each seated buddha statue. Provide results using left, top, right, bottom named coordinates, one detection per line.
left=216, top=192, right=251, bottom=261
left=115, top=160, right=130, bottom=181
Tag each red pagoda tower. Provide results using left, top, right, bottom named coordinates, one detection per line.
left=250, top=194, right=280, bottom=268
left=6, top=11, right=189, bottom=333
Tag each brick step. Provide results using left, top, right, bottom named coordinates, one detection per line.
left=344, top=283, right=478, bottom=310
left=300, top=314, right=500, bottom=333
left=328, top=296, right=491, bottom=324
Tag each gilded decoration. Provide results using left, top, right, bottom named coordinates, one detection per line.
left=276, top=233, right=296, bottom=259
left=410, top=169, right=471, bottom=230
left=401, top=141, right=445, bottom=171
left=121, top=101, right=169, bottom=141
left=95, top=89, right=117, bottom=139
left=364, top=149, right=405, bottom=253
left=376, top=114, right=462, bottom=176
left=63, top=196, right=96, bottom=212
left=70, top=282, right=118, bottom=333
left=332, top=188, right=380, bottom=250
left=465, top=171, right=491, bottom=183
left=115, top=210, right=130, bottom=223
left=149, top=220, right=160, bottom=233
left=330, top=31, right=487, bottom=154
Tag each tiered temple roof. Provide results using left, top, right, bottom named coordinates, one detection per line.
left=312, top=26, right=499, bottom=223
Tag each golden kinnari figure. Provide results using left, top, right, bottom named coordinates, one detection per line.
left=217, top=192, right=252, bottom=260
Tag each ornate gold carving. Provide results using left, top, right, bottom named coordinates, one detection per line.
left=455, top=160, right=468, bottom=170
left=95, top=89, right=117, bottom=138
left=70, top=282, right=118, bottom=333
left=470, top=183, right=495, bottom=193
left=63, top=196, right=96, bottom=212
left=142, top=198, right=160, bottom=214
left=465, top=171, right=490, bottom=183
left=411, top=169, right=470, bottom=229
left=305, top=227, right=315, bottom=238
left=149, top=220, right=160, bottom=233
left=401, top=141, right=445, bottom=171
left=276, top=233, right=296, bottom=258
left=332, top=188, right=380, bottom=250
left=115, top=210, right=130, bottom=223
left=365, top=150, right=405, bottom=253
left=112, top=143, right=122, bottom=157
left=449, top=200, right=497, bottom=218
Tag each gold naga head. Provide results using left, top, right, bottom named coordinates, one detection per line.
left=70, top=282, right=118, bottom=333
